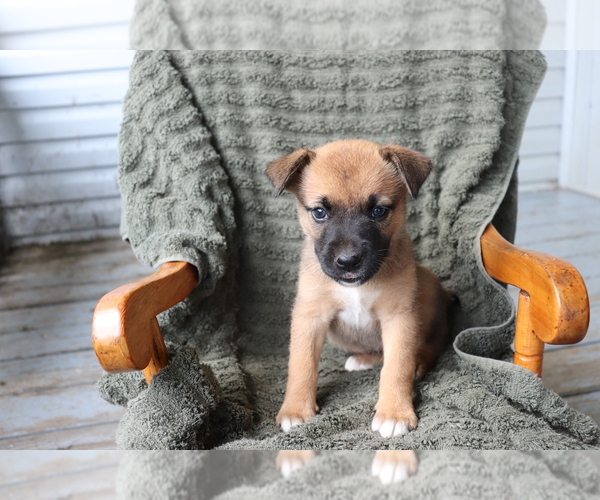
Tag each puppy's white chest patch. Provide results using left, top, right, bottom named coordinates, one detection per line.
left=336, top=287, right=380, bottom=330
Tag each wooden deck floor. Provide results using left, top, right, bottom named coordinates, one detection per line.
left=0, top=188, right=599, bottom=450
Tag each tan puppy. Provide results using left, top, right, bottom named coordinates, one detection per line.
left=266, top=139, right=452, bottom=437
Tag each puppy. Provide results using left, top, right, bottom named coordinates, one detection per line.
left=266, top=139, right=453, bottom=437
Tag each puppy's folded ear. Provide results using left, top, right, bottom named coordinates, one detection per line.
left=266, top=148, right=315, bottom=197
left=379, top=145, right=432, bottom=198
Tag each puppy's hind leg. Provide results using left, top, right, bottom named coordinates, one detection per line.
left=345, top=353, right=383, bottom=371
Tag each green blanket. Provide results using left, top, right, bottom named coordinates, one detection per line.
left=129, top=0, right=547, bottom=50
left=97, top=50, right=599, bottom=449
left=115, top=451, right=600, bottom=499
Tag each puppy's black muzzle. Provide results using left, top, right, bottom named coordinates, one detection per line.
left=315, top=210, right=388, bottom=286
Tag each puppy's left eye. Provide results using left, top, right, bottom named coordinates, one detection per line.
left=371, top=206, right=389, bottom=219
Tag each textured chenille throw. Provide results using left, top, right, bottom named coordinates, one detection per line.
left=97, top=50, right=599, bottom=450
left=129, top=0, right=547, bottom=50
left=115, top=451, right=600, bottom=500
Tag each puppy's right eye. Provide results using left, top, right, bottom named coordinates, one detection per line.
left=311, top=207, right=328, bottom=221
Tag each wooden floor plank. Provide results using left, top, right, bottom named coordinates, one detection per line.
left=512, top=231, right=600, bottom=260
left=515, top=219, right=600, bottom=248
left=1, top=463, right=120, bottom=499
left=0, top=384, right=125, bottom=445
left=2, top=238, right=126, bottom=265
left=0, top=246, right=148, bottom=288
left=0, top=300, right=97, bottom=335
left=516, top=203, right=600, bottom=231
left=0, top=350, right=109, bottom=397
left=0, top=450, right=122, bottom=484
left=517, top=188, right=600, bottom=212
left=0, top=324, right=94, bottom=363
left=543, top=343, right=600, bottom=397
left=0, top=274, right=151, bottom=311
left=1, top=422, right=121, bottom=451
left=0, top=301, right=97, bottom=362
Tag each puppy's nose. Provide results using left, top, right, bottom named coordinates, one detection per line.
left=335, top=252, right=363, bottom=270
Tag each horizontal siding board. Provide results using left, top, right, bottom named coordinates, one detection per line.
left=0, top=136, right=118, bottom=176
left=540, top=23, right=565, bottom=50
left=3, top=197, right=121, bottom=238
left=0, top=103, right=122, bottom=143
left=0, top=0, right=135, bottom=33
left=518, top=154, right=560, bottom=184
left=520, top=127, right=561, bottom=156
left=0, top=24, right=131, bottom=51
left=543, top=50, right=566, bottom=69
left=535, top=68, right=564, bottom=99
left=541, top=0, right=565, bottom=23
left=524, top=98, right=562, bottom=128
left=0, top=167, right=118, bottom=208
left=0, top=69, right=129, bottom=110
left=0, top=51, right=134, bottom=77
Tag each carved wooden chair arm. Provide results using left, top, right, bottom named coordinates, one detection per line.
left=92, top=261, right=198, bottom=383
left=481, top=224, right=590, bottom=376
left=92, top=224, right=589, bottom=383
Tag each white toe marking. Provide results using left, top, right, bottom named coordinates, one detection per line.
left=372, top=417, right=382, bottom=432
left=345, top=356, right=375, bottom=371
left=378, top=419, right=396, bottom=438
left=393, top=421, right=409, bottom=436
left=379, top=462, right=395, bottom=485
left=280, top=460, right=292, bottom=478
left=281, top=418, right=292, bottom=433
left=371, top=459, right=382, bottom=477
left=281, top=417, right=303, bottom=433
left=392, top=464, right=410, bottom=483
left=372, top=459, right=412, bottom=485
left=373, top=418, right=410, bottom=437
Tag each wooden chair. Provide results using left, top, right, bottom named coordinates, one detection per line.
left=92, top=223, right=589, bottom=383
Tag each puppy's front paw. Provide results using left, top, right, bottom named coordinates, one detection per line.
left=276, top=401, right=318, bottom=433
left=276, top=450, right=317, bottom=478
left=371, top=450, right=418, bottom=484
left=372, top=405, right=418, bottom=438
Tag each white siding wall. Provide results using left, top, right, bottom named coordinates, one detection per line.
left=518, top=0, right=567, bottom=189
left=0, top=0, right=581, bottom=246
left=0, top=51, right=135, bottom=247
left=519, top=50, right=565, bottom=188
left=0, top=0, right=134, bottom=50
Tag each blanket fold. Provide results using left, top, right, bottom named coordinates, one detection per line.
left=98, top=50, right=599, bottom=449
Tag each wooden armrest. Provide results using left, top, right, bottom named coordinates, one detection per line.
left=93, top=226, right=588, bottom=382
left=92, top=261, right=198, bottom=383
left=481, top=224, right=590, bottom=376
